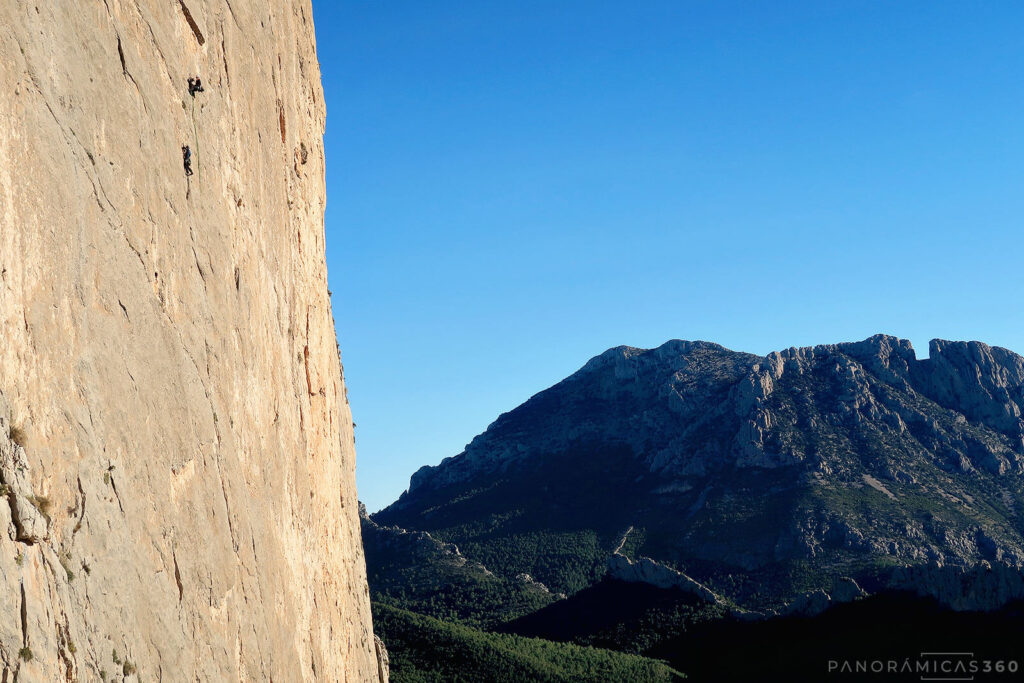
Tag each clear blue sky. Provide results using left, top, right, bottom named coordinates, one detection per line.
left=311, top=1, right=1024, bottom=512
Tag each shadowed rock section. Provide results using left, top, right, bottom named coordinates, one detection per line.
left=0, top=1, right=377, bottom=679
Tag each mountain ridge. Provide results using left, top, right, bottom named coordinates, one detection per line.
left=403, top=333, right=1024, bottom=494
left=378, top=333, right=1024, bottom=613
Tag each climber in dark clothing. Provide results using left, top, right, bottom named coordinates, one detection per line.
left=188, top=76, right=204, bottom=96
left=182, top=145, right=193, bottom=176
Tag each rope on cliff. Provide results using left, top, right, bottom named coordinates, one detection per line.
left=190, top=97, right=200, bottom=184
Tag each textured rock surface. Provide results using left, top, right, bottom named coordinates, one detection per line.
left=608, top=548, right=869, bottom=620
left=888, top=562, right=1024, bottom=612
left=407, top=335, right=1024, bottom=494
left=606, top=553, right=721, bottom=605
left=361, top=502, right=558, bottom=628
left=373, top=636, right=389, bottom=683
left=382, top=334, right=1024, bottom=613
left=0, top=1, right=377, bottom=680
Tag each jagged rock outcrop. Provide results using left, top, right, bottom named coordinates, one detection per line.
left=831, top=577, right=868, bottom=604
left=779, top=578, right=866, bottom=618
left=0, top=414, right=50, bottom=545
left=0, top=2, right=377, bottom=680
left=608, top=551, right=868, bottom=620
left=361, top=502, right=480, bottom=573
left=408, top=340, right=761, bottom=491
left=373, top=635, right=390, bottom=683
left=361, top=502, right=558, bottom=627
left=405, top=334, right=1024, bottom=496
left=888, top=562, right=1024, bottom=612
left=606, top=553, right=722, bottom=606
left=381, top=334, right=1024, bottom=614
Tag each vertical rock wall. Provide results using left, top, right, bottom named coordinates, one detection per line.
left=0, top=0, right=377, bottom=679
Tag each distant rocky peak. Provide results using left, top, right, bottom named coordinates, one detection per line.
left=404, top=334, right=1024, bottom=496
left=920, top=340, right=1024, bottom=434
left=383, top=335, right=1024, bottom=617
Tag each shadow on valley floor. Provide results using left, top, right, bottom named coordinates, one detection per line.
left=503, top=579, right=1024, bottom=682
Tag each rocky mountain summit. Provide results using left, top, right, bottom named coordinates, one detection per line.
left=379, top=335, right=1024, bottom=612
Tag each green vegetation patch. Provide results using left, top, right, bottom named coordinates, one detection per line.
left=373, top=602, right=683, bottom=683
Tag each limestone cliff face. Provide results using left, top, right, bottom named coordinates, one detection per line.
left=0, top=1, right=377, bottom=680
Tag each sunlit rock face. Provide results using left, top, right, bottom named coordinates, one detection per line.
left=0, top=1, right=377, bottom=679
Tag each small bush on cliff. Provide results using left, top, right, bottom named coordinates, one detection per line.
left=28, top=495, right=52, bottom=519
left=8, top=424, right=27, bottom=447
